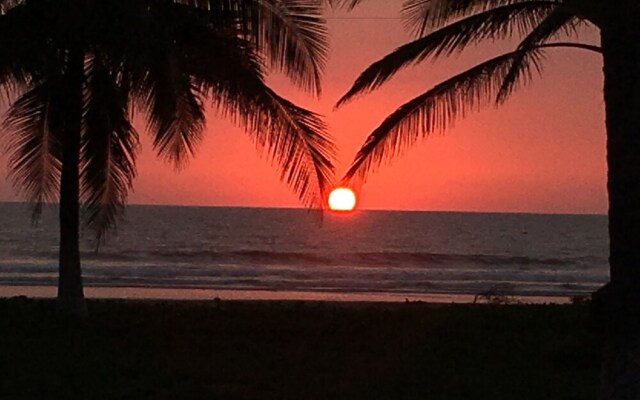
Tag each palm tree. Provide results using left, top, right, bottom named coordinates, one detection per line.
left=336, top=1, right=640, bottom=398
left=0, top=0, right=336, bottom=317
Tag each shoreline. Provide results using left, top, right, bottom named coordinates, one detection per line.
left=0, top=284, right=574, bottom=304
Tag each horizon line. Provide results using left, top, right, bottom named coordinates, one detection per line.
left=0, top=200, right=607, bottom=217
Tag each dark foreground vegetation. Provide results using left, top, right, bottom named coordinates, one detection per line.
left=0, top=298, right=598, bottom=400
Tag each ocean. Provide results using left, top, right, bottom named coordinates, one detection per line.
left=0, top=202, right=609, bottom=298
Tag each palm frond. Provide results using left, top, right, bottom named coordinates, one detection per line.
left=0, top=2, right=61, bottom=98
left=402, top=0, right=556, bottom=36
left=343, top=48, right=547, bottom=182
left=245, top=0, right=329, bottom=96
left=324, top=0, right=363, bottom=10
left=336, top=2, right=557, bottom=107
left=2, top=80, right=63, bottom=220
left=179, top=0, right=329, bottom=96
left=225, top=85, right=336, bottom=210
left=0, top=0, right=24, bottom=14
left=81, top=55, right=139, bottom=243
left=138, top=15, right=335, bottom=209
left=199, top=42, right=335, bottom=209
left=125, top=1, right=335, bottom=209
left=497, top=5, right=581, bottom=102
left=189, top=37, right=335, bottom=208
left=139, top=60, right=206, bottom=169
left=128, top=2, right=246, bottom=169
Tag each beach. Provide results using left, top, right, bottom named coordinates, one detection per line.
left=0, top=204, right=601, bottom=398
left=0, top=297, right=598, bottom=399
left=0, top=284, right=573, bottom=304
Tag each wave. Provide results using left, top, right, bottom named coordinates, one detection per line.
left=0, top=275, right=604, bottom=296
left=0, top=258, right=609, bottom=297
left=3, top=242, right=606, bottom=271
left=0, top=205, right=609, bottom=297
left=6, top=249, right=602, bottom=269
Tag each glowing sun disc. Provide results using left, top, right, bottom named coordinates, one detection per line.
left=328, top=187, right=357, bottom=211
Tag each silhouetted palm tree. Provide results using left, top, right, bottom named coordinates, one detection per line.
left=0, top=0, right=336, bottom=317
left=337, top=1, right=640, bottom=398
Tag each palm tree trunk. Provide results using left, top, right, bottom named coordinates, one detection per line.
left=597, top=5, right=640, bottom=399
left=56, top=47, right=87, bottom=317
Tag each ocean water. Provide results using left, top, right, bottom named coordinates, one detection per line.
left=0, top=202, right=609, bottom=297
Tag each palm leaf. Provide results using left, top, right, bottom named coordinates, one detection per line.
left=185, top=30, right=335, bottom=209
left=178, top=0, right=329, bottom=96
left=402, top=0, right=545, bottom=36
left=343, top=48, right=546, bottom=182
left=130, top=2, right=243, bottom=169
left=81, top=55, right=139, bottom=243
left=137, top=14, right=336, bottom=209
left=0, top=0, right=24, bottom=14
left=343, top=41, right=601, bottom=183
left=336, top=2, right=557, bottom=107
left=2, top=79, right=64, bottom=220
left=244, top=0, right=329, bottom=96
left=324, top=0, right=362, bottom=10
left=190, top=27, right=336, bottom=208
left=497, top=5, right=582, bottom=102
left=0, top=2, right=60, bottom=97
left=107, top=0, right=333, bottom=209
left=141, top=69, right=206, bottom=169
left=224, top=85, right=336, bottom=209
left=131, top=12, right=207, bottom=170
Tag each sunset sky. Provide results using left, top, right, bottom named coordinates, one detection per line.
left=0, top=1, right=606, bottom=214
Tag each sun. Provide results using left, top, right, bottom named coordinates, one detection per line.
left=328, top=187, right=357, bottom=212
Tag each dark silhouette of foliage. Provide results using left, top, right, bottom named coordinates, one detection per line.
left=337, top=1, right=640, bottom=399
left=0, top=0, right=338, bottom=315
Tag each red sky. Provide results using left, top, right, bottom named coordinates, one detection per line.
left=0, top=1, right=606, bottom=214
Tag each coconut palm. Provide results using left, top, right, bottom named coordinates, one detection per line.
left=0, top=0, right=336, bottom=317
left=336, top=1, right=640, bottom=398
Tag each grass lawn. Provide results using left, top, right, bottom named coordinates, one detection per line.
left=0, top=297, right=599, bottom=400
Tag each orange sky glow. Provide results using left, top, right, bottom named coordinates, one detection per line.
left=0, top=1, right=606, bottom=214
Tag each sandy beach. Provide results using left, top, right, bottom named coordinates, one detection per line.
left=0, top=284, right=573, bottom=304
